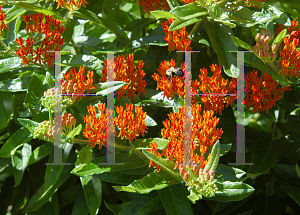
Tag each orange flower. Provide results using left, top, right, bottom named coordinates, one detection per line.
left=245, top=71, right=291, bottom=113
left=192, top=64, right=237, bottom=115
left=152, top=59, right=186, bottom=99
left=83, top=103, right=148, bottom=149
left=16, top=13, right=65, bottom=68
left=180, top=0, right=195, bottom=4
left=138, top=0, right=169, bottom=14
left=149, top=104, right=223, bottom=172
left=99, top=54, right=147, bottom=101
left=276, top=21, right=300, bottom=78
left=55, top=0, right=88, bottom=9
left=114, top=104, right=148, bottom=142
left=83, top=104, right=108, bottom=149
left=0, top=6, right=8, bottom=33
left=62, top=66, right=96, bottom=101
left=161, top=19, right=192, bottom=51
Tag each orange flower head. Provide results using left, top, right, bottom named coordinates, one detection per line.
left=245, top=71, right=291, bottom=113
left=99, top=54, right=147, bottom=101
left=149, top=104, right=223, bottom=172
left=138, top=0, right=169, bottom=14
left=161, top=19, right=192, bottom=51
left=152, top=60, right=186, bottom=100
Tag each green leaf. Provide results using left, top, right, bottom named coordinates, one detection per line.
left=73, top=8, right=128, bottom=42
left=96, top=81, right=126, bottom=96
left=296, top=164, right=300, bottom=179
left=276, top=115, right=300, bottom=139
left=204, top=141, right=220, bottom=171
left=17, top=118, right=40, bottom=135
left=22, top=150, right=76, bottom=212
left=28, top=143, right=53, bottom=165
left=24, top=72, right=48, bottom=115
left=170, top=2, right=208, bottom=20
left=0, top=76, right=31, bottom=92
left=45, top=72, right=54, bottom=88
left=4, top=6, right=27, bottom=24
left=142, top=149, right=183, bottom=182
left=0, top=57, right=23, bottom=74
left=66, top=124, right=82, bottom=142
left=71, top=188, right=90, bottom=215
left=113, top=169, right=179, bottom=194
left=118, top=192, right=162, bottom=215
left=65, top=54, right=102, bottom=68
left=273, top=163, right=300, bottom=186
left=166, top=0, right=180, bottom=9
left=215, top=164, right=246, bottom=182
left=272, top=28, right=287, bottom=47
left=213, top=181, right=255, bottom=202
left=231, top=36, right=253, bottom=51
left=208, top=4, right=236, bottom=28
left=103, top=0, right=122, bottom=15
left=144, top=115, right=157, bottom=127
left=124, top=18, right=155, bottom=40
left=133, top=138, right=169, bottom=150
left=75, top=145, right=93, bottom=166
left=248, top=133, right=288, bottom=175
left=72, top=153, right=148, bottom=177
left=0, top=92, right=13, bottom=129
left=105, top=201, right=131, bottom=215
left=0, top=128, right=32, bottom=158
left=220, top=143, right=232, bottom=157
left=150, top=10, right=177, bottom=19
left=169, top=17, right=201, bottom=31
left=273, top=170, right=300, bottom=206
left=159, top=184, right=193, bottom=215
left=203, top=19, right=239, bottom=78
left=80, top=175, right=102, bottom=215
left=12, top=2, right=63, bottom=20
left=12, top=143, right=32, bottom=187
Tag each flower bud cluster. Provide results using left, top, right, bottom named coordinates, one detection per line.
left=33, top=112, right=76, bottom=141
left=178, top=163, right=218, bottom=198
left=61, top=80, right=78, bottom=102
left=33, top=120, right=55, bottom=141
left=41, top=88, right=55, bottom=111
left=194, top=168, right=218, bottom=198
left=253, top=29, right=277, bottom=62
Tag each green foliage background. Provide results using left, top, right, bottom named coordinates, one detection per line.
left=0, top=0, right=300, bottom=214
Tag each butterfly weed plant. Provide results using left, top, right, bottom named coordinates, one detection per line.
left=0, top=0, right=299, bottom=214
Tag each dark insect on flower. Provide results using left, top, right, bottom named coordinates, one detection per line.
left=166, top=67, right=184, bottom=82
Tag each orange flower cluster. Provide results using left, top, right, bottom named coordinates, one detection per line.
left=16, top=13, right=65, bottom=67
left=180, top=0, right=196, bottom=4
left=162, top=19, right=192, bottom=51
left=245, top=71, right=291, bottom=113
left=83, top=104, right=111, bottom=149
left=62, top=66, right=96, bottom=100
left=192, top=64, right=237, bottom=115
left=83, top=103, right=148, bottom=149
left=152, top=59, right=185, bottom=99
left=99, top=54, right=147, bottom=101
left=115, top=104, right=148, bottom=142
left=149, top=104, right=223, bottom=171
left=138, top=0, right=169, bottom=14
left=0, top=6, right=8, bottom=34
left=56, top=0, right=88, bottom=9
left=276, top=21, right=300, bottom=78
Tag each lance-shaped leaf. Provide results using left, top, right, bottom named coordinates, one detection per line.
left=150, top=10, right=177, bottom=19
left=231, top=36, right=253, bottom=51
left=66, top=124, right=82, bottom=142
left=159, top=184, right=193, bottom=215
left=203, top=19, right=239, bottom=78
left=170, top=2, right=208, bottom=20
left=142, top=149, right=183, bottom=182
left=113, top=169, right=179, bottom=194
left=96, top=81, right=125, bottom=96
left=204, top=141, right=220, bottom=171
left=272, top=28, right=287, bottom=47
left=212, top=181, right=255, bottom=202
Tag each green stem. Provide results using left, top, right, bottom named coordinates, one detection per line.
left=0, top=39, right=9, bottom=52
left=189, top=20, right=202, bottom=37
left=267, top=61, right=280, bottom=74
